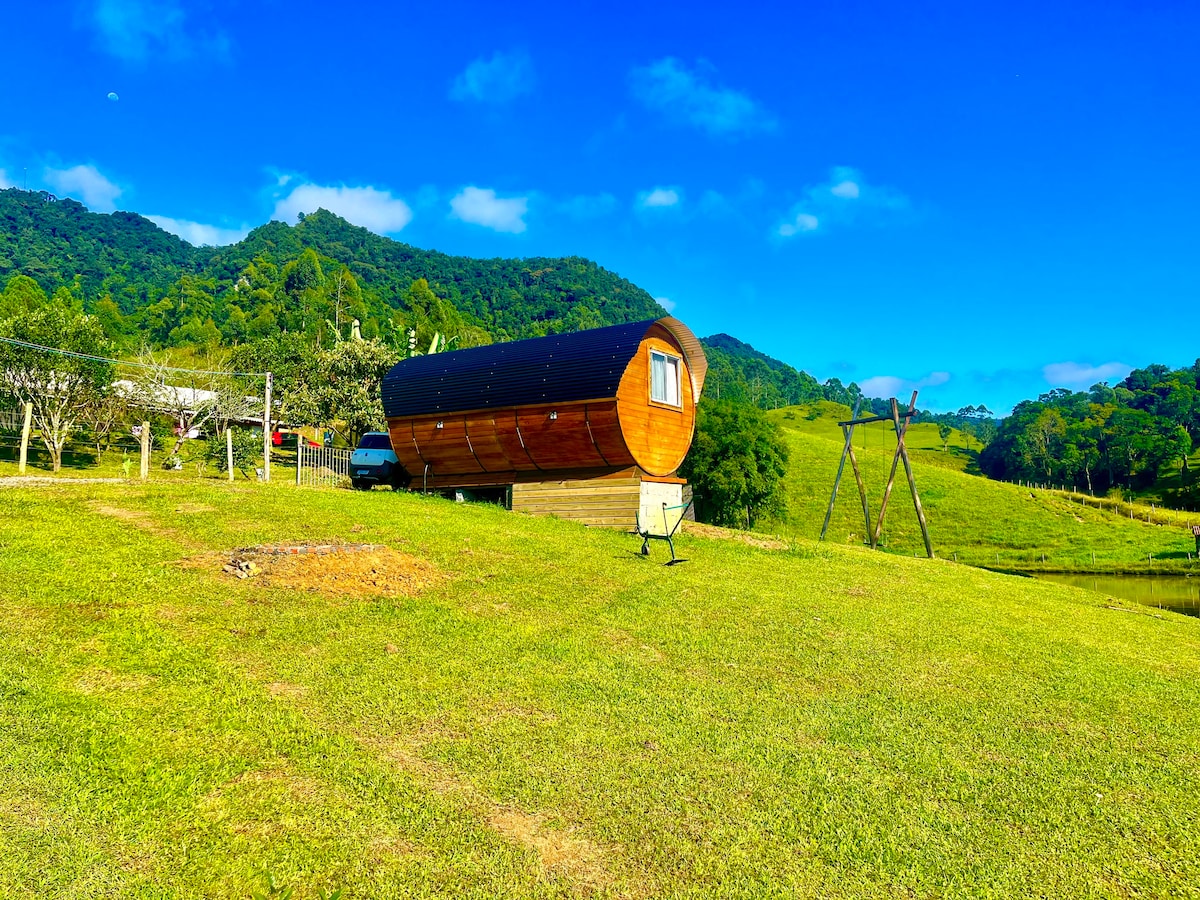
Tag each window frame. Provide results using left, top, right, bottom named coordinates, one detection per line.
left=648, top=348, right=683, bottom=409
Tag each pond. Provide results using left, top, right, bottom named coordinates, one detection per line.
left=1034, top=573, right=1200, bottom=618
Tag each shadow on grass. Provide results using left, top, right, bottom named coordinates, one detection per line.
left=950, top=445, right=983, bottom=475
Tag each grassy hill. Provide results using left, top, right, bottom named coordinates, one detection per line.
left=1, top=479, right=1198, bottom=897
left=771, top=402, right=1200, bottom=572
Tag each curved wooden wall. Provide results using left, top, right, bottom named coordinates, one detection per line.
left=387, top=400, right=638, bottom=480
left=615, top=324, right=696, bottom=477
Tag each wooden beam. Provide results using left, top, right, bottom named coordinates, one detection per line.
left=895, top=390, right=933, bottom=558
left=837, top=407, right=917, bottom=428
left=820, top=397, right=861, bottom=542
left=870, top=397, right=913, bottom=549
left=844, top=432, right=871, bottom=543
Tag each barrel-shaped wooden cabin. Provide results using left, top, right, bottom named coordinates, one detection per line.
left=380, top=317, right=707, bottom=527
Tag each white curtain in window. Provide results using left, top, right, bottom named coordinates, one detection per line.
left=665, top=356, right=680, bottom=405
left=651, top=352, right=667, bottom=402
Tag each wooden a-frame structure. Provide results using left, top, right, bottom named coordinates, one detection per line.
left=819, top=391, right=933, bottom=558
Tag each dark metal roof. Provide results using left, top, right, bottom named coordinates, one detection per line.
left=382, top=319, right=660, bottom=418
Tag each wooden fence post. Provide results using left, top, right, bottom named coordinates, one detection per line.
left=226, top=428, right=234, bottom=483
left=262, top=372, right=273, bottom=483
left=296, top=440, right=303, bottom=487
left=18, top=401, right=32, bottom=475
left=139, top=421, right=150, bottom=481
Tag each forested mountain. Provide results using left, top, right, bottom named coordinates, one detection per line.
left=701, top=332, right=892, bottom=414
left=0, top=189, right=198, bottom=305
left=980, top=363, right=1200, bottom=502
left=0, top=189, right=664, bottom=349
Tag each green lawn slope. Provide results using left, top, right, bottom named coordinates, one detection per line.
left=773, top=403, right=1200, bottom=572
left=1, top=480, right=1198, bottom=897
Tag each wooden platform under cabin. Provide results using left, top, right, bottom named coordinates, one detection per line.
left=419, top=466, right=687, bottom=530
left=511, top=469, right=686, bottom=529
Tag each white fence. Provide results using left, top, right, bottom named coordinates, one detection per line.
left=295, top=442, right=351, bottom=488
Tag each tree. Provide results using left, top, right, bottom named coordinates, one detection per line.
left=304, top=338, right=400, bottom=445
left=937, top=422, right=953, bottom=452
left=680, top=399, right=789, bottom=528
left=129, top=347, right=256, bottom=457
left=1019, top=408, right=1066, bottom=479
left=0, top=303, right=113, bottom=471
left=79, top=388, right=128, bottom=458
left=327, top=266, right=363, bottom=341
left=281, top=248, right=325, bottom=333
left=1, top=274, right=49, bottom=318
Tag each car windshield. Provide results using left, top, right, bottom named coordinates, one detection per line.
left=357, top=433, right=392, bottom=450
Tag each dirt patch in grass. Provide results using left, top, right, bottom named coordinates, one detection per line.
left=684, top=521, right=788, bottom=550
left=258, top=548, right=441, bottom=599
left=185, top=545, right=443, bottom=599
left=487, top=807, right=612, bottom=891
left=266, top=681, right=306, bottom=699
left=74, top=668, right=158, bottom=695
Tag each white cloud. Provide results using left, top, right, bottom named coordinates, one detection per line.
left=830, top=179, right=860, bottom=199
left=778, top=213, right=819, bottom=236
left=656, top=297, right=677, bottom=313
left=450, top=50, right=535, bottom=103
left=630, top=57, right=777, bottom=137
left=273, top=183, right=413, bottom=234
left=449, top=186, right=528, bottom=233
left=0, top=169, right=12, bottom=189
left=1043, top=361, right=1133, bottom=388
left=859, top=371, right=950, bottom=399
left=777, top=166, right=909, bottom=238
left=146, top=214, right=249, bottom=247
left=43, top=164, right=122, bottom=211
left=637, top=187, right=682, bottom=209
left=86, top=0, right=230, bottom=62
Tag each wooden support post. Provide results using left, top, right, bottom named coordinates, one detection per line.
left=226, top=428, right=235, bottom=483
left=296, top=440, right=303, bottom=486
left=139, top=420, right=150, bottom=481
left=17, top=401, right=32, bottom=475
left=844, top=432, right=871, bottom=542
left=894, top=391, right=933, bottom=559
left=820, top=398, right=861, bottom=541
left=262, top=372, right=273, bottom=483
left=871, top=396, right=913, bottom=550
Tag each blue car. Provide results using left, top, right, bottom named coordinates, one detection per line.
left=349, top=432, right=408, bottom=490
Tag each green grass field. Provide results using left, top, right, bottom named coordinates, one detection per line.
left=772, top=403, right=1200, bottom=573
left=1, top=479, right=1199, bottom=897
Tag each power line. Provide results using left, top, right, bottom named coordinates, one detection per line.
left=0, top=335, right=268, bottom=378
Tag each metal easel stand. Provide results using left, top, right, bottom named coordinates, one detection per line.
left=635, top=500, right=693, bottom=565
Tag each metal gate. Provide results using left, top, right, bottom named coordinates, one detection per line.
left=295, top=442, right=352, bottom=488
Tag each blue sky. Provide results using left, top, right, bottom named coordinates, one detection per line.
left=2, top=0, right=1197, bottom=413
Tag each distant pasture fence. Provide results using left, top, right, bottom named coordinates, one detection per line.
left=1005, top=480, right=1197, bottom=527
left=295, top=442, right=351, bottom=489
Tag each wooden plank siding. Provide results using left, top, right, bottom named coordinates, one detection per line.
left=512, top=476, right=642, bottom=528
left=391, top=401, right=636, bottom=480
